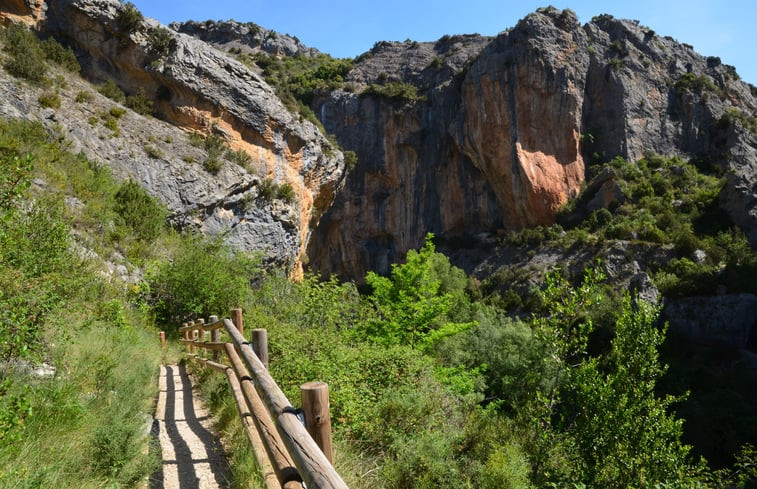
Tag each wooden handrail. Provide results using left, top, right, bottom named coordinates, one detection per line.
left=222, top=318, right=349, bottom=489
left=179, top=310, right=347, bottom=489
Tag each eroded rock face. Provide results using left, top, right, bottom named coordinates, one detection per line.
left=0, top=0, right=45, bottom=26
left=455, top=8, right=587, bottom=229
left=39, top=0, right=345, bottom=272
left=307, top=7, right=757, bottom=281
left=664, top=294, right=757, bottom=349
left=170, top=19, right=319, bottom=58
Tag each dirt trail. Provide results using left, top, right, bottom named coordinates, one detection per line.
left=152, top=364, right=231, bottom=489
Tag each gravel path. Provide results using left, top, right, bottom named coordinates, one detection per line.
left=152, top=364, right=231, bottom=489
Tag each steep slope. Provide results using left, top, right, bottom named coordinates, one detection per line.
left=306, top=7, right=757, bottom=281
left=2, top=0, right=346, bottom=272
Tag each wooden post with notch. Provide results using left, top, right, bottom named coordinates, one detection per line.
left=301, top=381, right=333, bottom=464
left=231, top=308, right=244, bottom=337
left=209, top=315, right=219, bottom=361
left=197, top=318, right=205, bottom=357
left=252, top=328, right=269, bottom=369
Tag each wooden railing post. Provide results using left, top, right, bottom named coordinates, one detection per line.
left=197, top=319, right=205, bottom=356
left=188, top=320, right=195, bottom=353
left=231, top=308, right=244, bottom=337
left=209, top=315, right=219, bottom=361
left=181, top=322, right=187, bottom=350
left=301, top=381, right=334, bottom=464
left=252, top=328, right=269, bottom=369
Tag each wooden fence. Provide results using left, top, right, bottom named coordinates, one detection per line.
left=178, top=308, right=348, bottom=489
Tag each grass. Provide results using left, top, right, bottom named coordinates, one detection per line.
left=0, top=116, right=169, bottom=487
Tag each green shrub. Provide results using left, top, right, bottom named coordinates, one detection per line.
left=113, top=180, right=166, bottom=242
left=147, top=26, right=173, bottom=57
left=98, top=80, right=126, bottom=103
left=675, top=72, right=721, bottom=96
left=37, top=92, right=61, bottom=109
left=109, top=106, right=126, bottom=118
left=343, top=150, right=358, bottom=170
left=101, top=114, right=120, bottom=136
left=40, top=37, right=80, bottom=72
left=276, top=182, right=296, bottom=203
left=2, top=23, right=47, bottom=82
left=115, top=2, right=143, bottom=34
left=225, top=147, right=252, bottom=168
left=75, top=90, right=93, bottom=103
left=362, top=81, right=425, bottom=102
left=141, top=235, right=259, bottom=323
left=143, top=143, right=164, bottom=160
left=126, top=88, right=154, bottom=116
left=257, top=177, right=277, bottom=200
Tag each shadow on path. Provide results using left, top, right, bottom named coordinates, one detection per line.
left=151, top=364, right=230, bottom=489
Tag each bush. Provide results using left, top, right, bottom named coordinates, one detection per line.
left=115, top=2, right=143, bottom=34
left=343, top=150, right=358, bottom=170
left=147, top=26, right=174, bottom=57
left=113, top=180, right=166, bottom=242
left=75, top=90, right=93, bottom=103
left=2, top=23, right=47, bottom=82
left=362, top=81, right=425, bottom=103
left=141, top=235, right=259, bottom=323
left=40, top=37, right=80, bottom=72
left=98, top=80, right=126, bottom=103
left=37, top=92, right=61, bottom=109
left=126, top=88, right=154, bottom=116
left=277, top=182, right=296, bottom=203
left=225, top=147, right=252, bottom=168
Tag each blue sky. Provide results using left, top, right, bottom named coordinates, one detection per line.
left=129, top=0, right=756, bottom=85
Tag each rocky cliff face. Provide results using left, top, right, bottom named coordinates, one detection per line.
left=16, top=0, right=346, bottom=272
left=0, top=0, right=45, bottom=27
left=307, top=7, right=757, bottom=281
left=170, top=19, right=319, bottom=59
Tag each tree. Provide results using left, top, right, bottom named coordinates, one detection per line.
left=525, top=267, right=697, bottom=487
left=363, top=233, right=474, bottom=350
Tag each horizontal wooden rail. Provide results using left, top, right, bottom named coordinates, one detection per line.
left=179, top=318, right=224, bottom=332
left=179, top=340, right=227, bottom=351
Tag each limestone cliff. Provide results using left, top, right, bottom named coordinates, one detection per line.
left=307, top=7, right=757, bottom=280
left=29, top=0, right=346, bottom=272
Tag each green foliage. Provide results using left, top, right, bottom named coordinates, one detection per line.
left=126, top=87, right=154, bottom=116
left=252, top=52, right=353, bottom=107
left=718, top=107, right=757, bottom=134
left=256, top=178, right=297, bottom=203
left=225, top=147, right=252, bottom=168
left=98, top=80, right=126, bottom=104
left=363, top=81, right=426, bottom=103
left=113, top=180, right=166, bottom=242
left=75, top=90, right=93, bottom=103
left=143, top=143, right=164, bottom=159
left=141, top=235, right=259, bottom=323
left=2, top=23, right=48, bottom=82
left=115, top=2, right=144, bottom=34
left=362, top=233, right=474, bottom=350
left=607, top=57, right=623, bottom=70
left=0, top=115, right=162, bottom=487
left=522, top=267, right=698, bottom=487
left=147, top=26, right=174, bottom=57
left=343, top=149, right=358, bottom=171
left=39, top=37, right=80, bottom=72
left=675, top=72, right=721, bottom=96
left=109, top=106, right=126, bottom=118
left=0, top=153, right=32, bottom=210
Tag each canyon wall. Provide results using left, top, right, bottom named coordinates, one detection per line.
left=307, top=7, right=757, bottom=280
